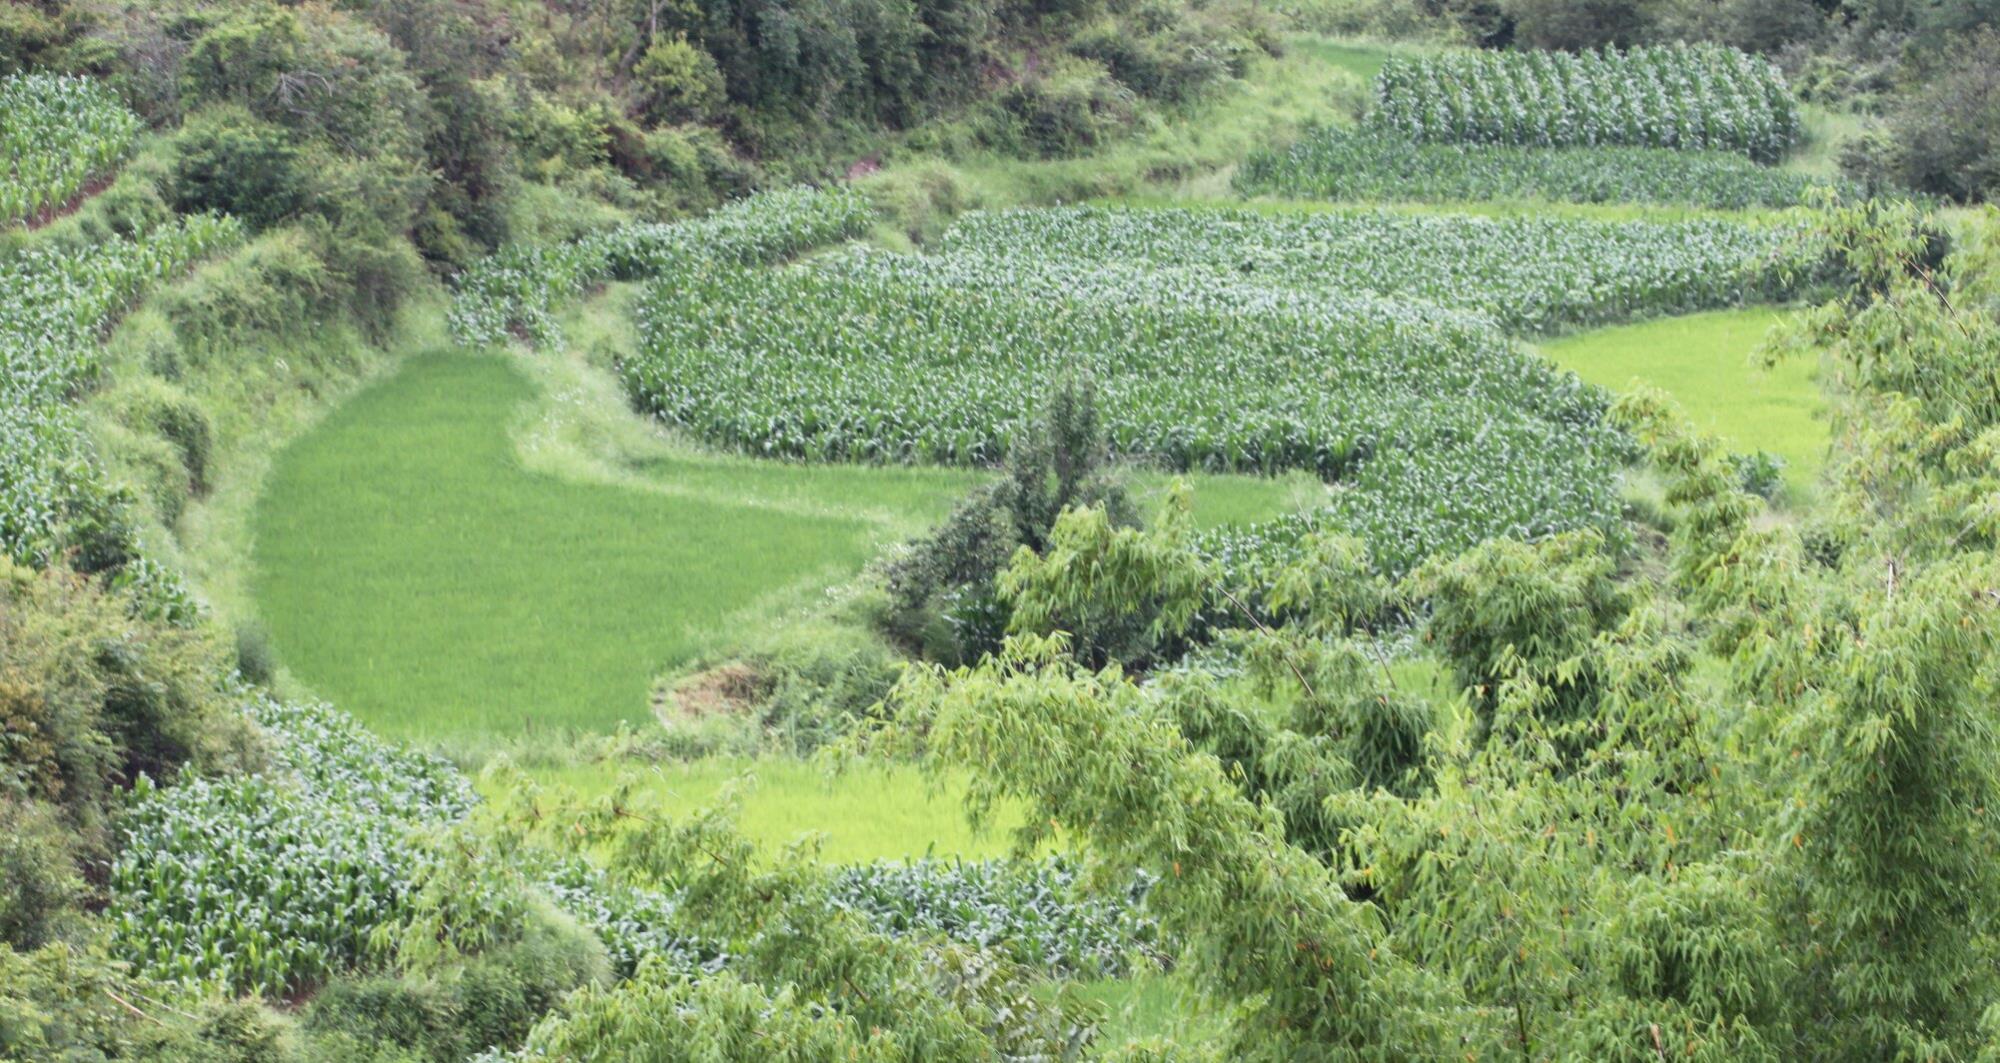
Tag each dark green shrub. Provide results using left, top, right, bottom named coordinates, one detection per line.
left=0, top=800, right=84, bottom=949
left=171, top=107, right=310, bottom=230
left=1067, top=9, right=1245, bottom=103
left=1847, top=29, right=2000, bottom=203
left=637, top=36, right=725, bottom=125
left=1405, top=529, right=1630, bottom=750
left=158, top=228, right=337, bottom=355
left=882, top=378, right=1136, bottom=663
left=302, top=903, right=607, bottom=1060
left=631, top=125, right=758, bottom=214
left=995, top=60, right=1136, bottom=158
left=111, top=379, right=213, bottom=495
left=0, top=559, right=256, bottom=851
left=235, top=621, right=276, bottom=686
left=1732, top=449, right=1787, bottom=499
left=178, top=5, right=421, bottom=164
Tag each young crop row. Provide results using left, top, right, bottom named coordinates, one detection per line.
left=1, top=74, right=142, bottom=226
left=1236, top=128, right=1845, bottom=209
left=0, top=214, right=244, bottom=565
left=447, top=184, right=874, bottom=348
left=1368, top=43, right=1803, bottom=161
left=938, top=205, right=1827, bottom=334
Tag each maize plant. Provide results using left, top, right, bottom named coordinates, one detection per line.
left=448, top=184, right=875, bottom=349
left=0, top=74, right=141, bottom=226
left=1, top=214, right=244, bottom=564
left=1237, top=128, right=1853, bottom=209
left=1368, top=44, right=1803, bottom=162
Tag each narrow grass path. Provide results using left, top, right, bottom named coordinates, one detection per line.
left=253, top=351, right=967, bottom=740
left=1536, top=306, right=1826, bottom=491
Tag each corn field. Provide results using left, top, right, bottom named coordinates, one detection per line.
left=1368, top=43, right=1803, bottom=162
left=1, top=73, right=142, bottom=226
left=0, top=214, right=244, bottom=564
left=1236, top=128, right=1847, bottom=208
left=447, top=184, right=874, bottom=348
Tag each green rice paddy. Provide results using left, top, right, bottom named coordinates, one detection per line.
left=1538, top=306, right=1827, bottom=490
left=252, top=350, right=1303, bottom=741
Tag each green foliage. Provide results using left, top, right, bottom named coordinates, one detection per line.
left=0, top=73, right=141, bottom=226
left=482, top=780, right=1095, bottom=1060
left=878, top=633, right=1459, bottom=1058
left=883, top=378, right=1137, bottom=663
left=828, top=857, right=1159, bottom=977
left=177, top=5, right=422, bottom=166
left=0, top=799, right=84, bottom=949
left=169, top=107, right=310, bottom=231
left=498, top=965, right=897, bottom=1062
left=993, top=60, right=1140, bottom=159
left=302, top=903, right=609, bottom=1061
left=0, top=559, right=256, bottom=858
left=1369, top=43, right=1803, bottom=161
left=1238, top=128, right=1849, bottom=208
left=447, top=184, right=874, bottom=348
left=636, top=36, right=726, bottom=125
left=155, top=227, right=338, bottom=355
left=1844, top=29, right=2000, bottom=204
left=0, top=211, right=242, bottom=567
left=1406, top=529, right=1630, bottom=748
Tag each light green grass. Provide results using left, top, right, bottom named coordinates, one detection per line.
left=1287, top=38, right=1395, bottom=82
left=1536, top=307, right=1827, bottom=492
left=1063, top=973, right=1229, bottom=1049
left=253, top=352, right=969, bottom=740
left=488, top=757, right=1029, bottom=864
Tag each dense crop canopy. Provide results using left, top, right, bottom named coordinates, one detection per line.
left=624, top=205, right=1649, bottom=573
left=0, top=74, right=141, bottom=226
left=1369, top=44, right=1803, bottom=161
left=448, top=184, right=875, bottom=348
left=108, top=698, right=511, bottom=995
left=1237, top=128, right=1847, bottom=208
left=939, top=205, right=1826, bottom=333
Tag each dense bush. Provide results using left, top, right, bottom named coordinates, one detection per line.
left=829, top=858, right=1159, bottom=976
left=993, top=60, right=1140, bottom=158
left=169, top=107, right=311, bottom=231
left=0, top=560, right=257, bottom=858
left=1844, top=29, right=2000, bottom=204
left=1237, top=127, right=1847, bottom=207
left=882, top=379, right=1139, bottom=662
left=0, top=799, right=85, bottom=949
left=635, top=36, right=726, bottom=125
left=1368, top=43, right=1804, bottom=161
left=301, top=904, right=609, bottom=1061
